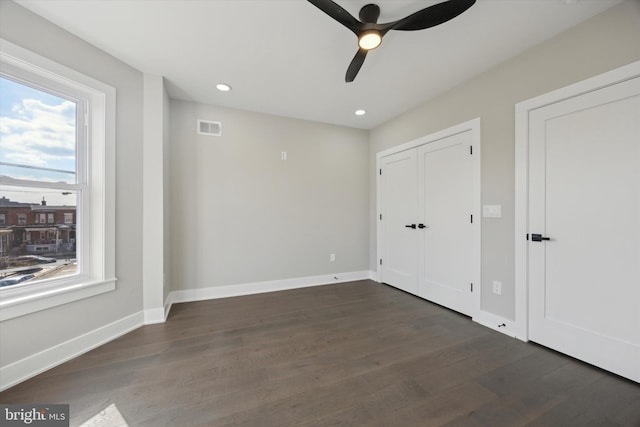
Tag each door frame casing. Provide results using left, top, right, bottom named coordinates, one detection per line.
left=376, top=118, right=481, bottom=318
left=514, top=60, right=640, bottom=341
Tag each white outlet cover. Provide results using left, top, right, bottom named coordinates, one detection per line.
left=483, top=205, right=502, bottom=218
left=492, top=280, right=502, bottom=295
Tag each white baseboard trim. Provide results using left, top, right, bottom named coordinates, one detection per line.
left=169, top=270, right=373, bottom=305
left=368, top=270, right=379, bottom=282
left=163, top=293, right=174, bottom=321
left=0, top=311, right=144, bottom=392
left=473, top=311, right=525, bottom=341
left=143, top=307, right=166, bottom=325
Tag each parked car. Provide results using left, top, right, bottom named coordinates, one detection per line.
left=0, top=273, right=35, bottom=287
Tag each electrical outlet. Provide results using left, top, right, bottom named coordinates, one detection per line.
left=330, top=253, right=336, bottom=262
left=492, top=280, right=502, bottom=295
left=281, top=151, right=287, bottom=160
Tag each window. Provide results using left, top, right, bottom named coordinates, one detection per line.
left=0, top=213, right=5, bottom=225
left=1, top=74, right=78, bottom=271
left=0, top=39, right=116, bottom=321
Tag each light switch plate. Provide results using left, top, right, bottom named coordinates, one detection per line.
left=483, top=205, right=502, bottom=218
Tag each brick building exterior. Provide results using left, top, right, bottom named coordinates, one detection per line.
left=0, top=197, right=76, bottom=257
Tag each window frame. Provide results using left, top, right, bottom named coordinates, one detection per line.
left=0, top=39, right=116, bottom=321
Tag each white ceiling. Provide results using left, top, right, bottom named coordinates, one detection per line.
left=17, top=0, right=622, bottom=129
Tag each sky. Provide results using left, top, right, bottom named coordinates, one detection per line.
left=0, top=76, right=78, bottom=206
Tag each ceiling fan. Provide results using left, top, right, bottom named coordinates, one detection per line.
left=308, top=0, right=476, bottom=82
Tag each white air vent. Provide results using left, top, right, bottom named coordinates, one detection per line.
left=197, top=119, right=222, bottom=136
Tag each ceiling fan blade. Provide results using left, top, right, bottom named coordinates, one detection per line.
left=386, top=0, right=475, bottom=31
left=345, top=49, right=368, bottom=82
left=359, top=3, right=380, bottom=24
left=307, top=0, right=361, bottom=35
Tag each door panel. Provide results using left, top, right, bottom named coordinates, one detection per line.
left=529, top=77, right=640, bottom=382
left=418, top=132, right=473, bottom=316
left=380, top=150, right=418, bottom=294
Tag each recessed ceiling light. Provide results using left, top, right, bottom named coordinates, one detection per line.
left=355, top=109, right=366, bottom=116
left=216, top=83, right=232, bottom=92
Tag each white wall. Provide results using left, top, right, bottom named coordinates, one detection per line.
left=0, top=1, right=144, bottom=365
left=142, top=74, right=168, bottom=322
left=170, top=100, right=370, bottom=291
left=163, top=80, right=171, bottom=305
left=369, top=0, right=640, bottom=321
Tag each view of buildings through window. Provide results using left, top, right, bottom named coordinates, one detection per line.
left=0, top=76, right=79, bottom=288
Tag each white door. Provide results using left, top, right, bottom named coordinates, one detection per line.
left=528, top=76, right=640, bottom=382
left=379, top=149, right=418, bottom=295
left=418, top=132, right=474, bottom=316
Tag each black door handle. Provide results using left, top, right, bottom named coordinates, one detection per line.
left=531, top=233, right=551, bottom=242
left=418, top=224, right=427, bottom=229
left=405, top=224, right=416, bottom=229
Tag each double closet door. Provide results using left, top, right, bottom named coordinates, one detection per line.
left=379, top=129, right=475, bottom=316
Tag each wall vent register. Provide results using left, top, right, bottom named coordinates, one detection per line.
left=197, top=119, right=222, bottom=136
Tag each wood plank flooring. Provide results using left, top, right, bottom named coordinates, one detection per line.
left=1, top=280, right=639, bottom=426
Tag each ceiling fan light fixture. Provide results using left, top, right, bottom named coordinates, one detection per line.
left=358, top=31, right=382, bottom=50
left=216, top=83, right=232, bottom=92
left=309, top=0, right=477, bottom=81
left=355, top=109, right=366, bottom=116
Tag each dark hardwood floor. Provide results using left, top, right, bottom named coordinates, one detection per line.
left=1, top=280, right=639, bottom=426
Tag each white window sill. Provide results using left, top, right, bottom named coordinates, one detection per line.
left=0, top=277, right=117, bottom=322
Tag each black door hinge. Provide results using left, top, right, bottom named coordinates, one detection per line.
left=379, top=259, right=382, bottom=265
left=470, top=146, right=473, bottom=155
left=470, top=214, right=473, bottom=224
left=470, top=283, right=473, bottom=292
left=380, top=213, right=382, bottom=220
left=379, top=169, right=382, bottom=176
